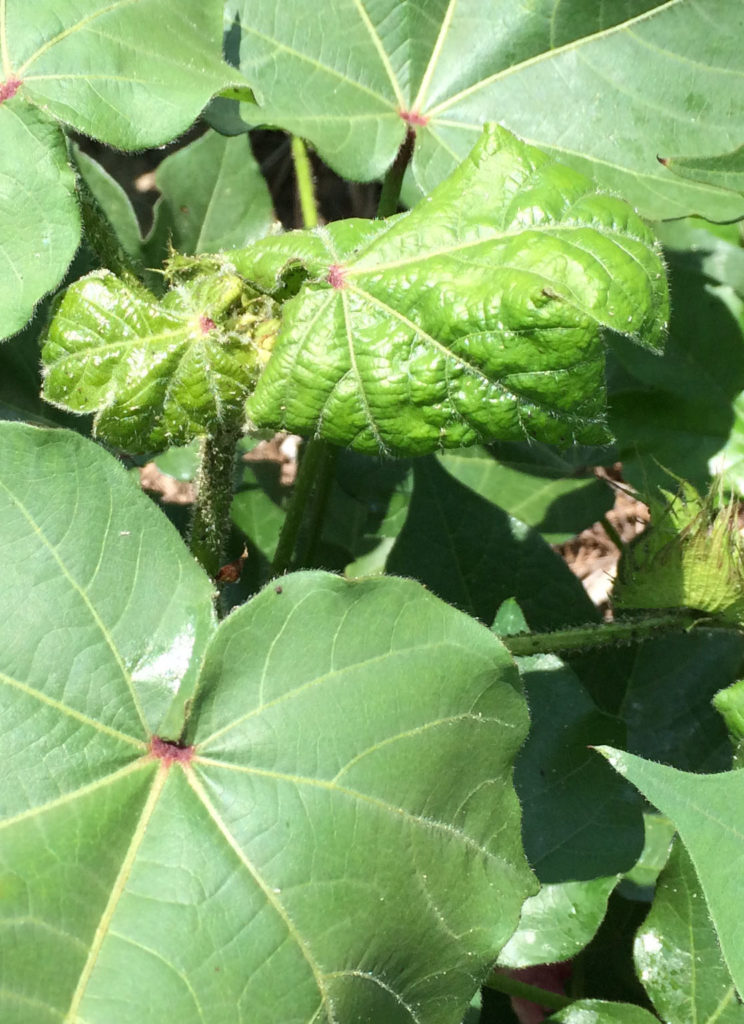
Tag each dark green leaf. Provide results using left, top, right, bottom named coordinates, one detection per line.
left=515, top=655, right=643, bottom=883
left=634, top=840, right=744, bottom=1023
left=226, top=0, right=744, bottom=220
left=438, top=443, right=613, bottom=543
left=387, top=457, right=597, bottom=630
left=608, top=231, right=744, bottom=494
left=148, top=129, right=275, bottom=258
left=601, top=748, right=744, bottom=1000
left=238, top=125, right=667, bottom=455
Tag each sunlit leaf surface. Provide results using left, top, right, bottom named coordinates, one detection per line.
left=238, top=125, right=668, bottom=455
left=0, top=423, right=534, bottom=1024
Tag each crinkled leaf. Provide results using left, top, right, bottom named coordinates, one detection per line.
left=226, top=0, right=744, bottom=220
left=41, top=268, right=269, bottom=451
left=0, top=427, right=535, bottom=1022
left=601, top=748, right=744, bottom=1001
left=0, top=0, right=244, bottom=340
left=237, top=125, right=667, bottom=456
left=0, top=101, right=79, bottom=340
left=498, top=875, right=618, bottom=969
left=147, top=129, right=275, bottom=258
left=609, top=236, right=744, bottom=494
left=634, top=840, right=744, bottom=1024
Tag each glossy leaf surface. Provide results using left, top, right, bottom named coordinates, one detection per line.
left=634, top=841, right=744, bottom=1024
left=0, top=423, right=534, bottom=1023
left=609, top=227, right=744, bottom=494
left=239, top=125, right=668, bottom=456
left=0, top=0, right=242, bottom=341
left=226, top=0, right=744, bottom=220
left=42, top=269, right=270, bottom=451
left=549, top=1001, right=659, bottom=1024
left=498, top=875, right=618, bottom=969
left=601, top=748, right=744, bottom=1001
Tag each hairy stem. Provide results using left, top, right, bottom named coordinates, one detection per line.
left=76, top=177, right=144, bottom=288
left=189, top=426, right=240, bottom=581
left=502, top=609, right=701, bottom=657
left=377, top=127, right=416, bottom=218
left=291, top=136, right=319, bottom=229
left=485, top=971, right=572, bottom=1012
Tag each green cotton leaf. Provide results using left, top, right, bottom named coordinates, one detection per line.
left=0, top=426, right=535, bottom=1023
left=3, top=1, right=242, bottom=148
left=600, top=747, right=744, bottom=1002
left=660, top=144, right=744, bottom=199
left=71, top=145, right=146, bottom=269
left=514, top=655, right=643, bottom=884
left=41, top=267, right=277, bottom=451
left=438, top=443, right=613, bottom=544
left=608, top=224, right=744, bottom=495
left=0, top=0, right=245, bottom=341
left=225, top=0, right=744, bottom=221
left=237, top=125, right=668, bottom=456
left=0, top=101, right=79, bottom=341
left=386, top=457, right=597, bottom=631
left=0, top=423, right=216, bottom=743
left=146, top=129, right=276, bottom=260
left=498, top=875, right=618, bottom=969
left=548, top=1001, right=659, bottom=1024
left=634, top=840, right=744, bottom=1024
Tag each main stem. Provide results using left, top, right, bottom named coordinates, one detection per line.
left=502, top=609, right=701, bottom=657
left=190, top=426, right=240, bottom=580
left=270, top=138, right=336, bottom=577
left=76, top=177, right=144, bottom=288
left=376, top=127, right=416, bottom=218
left=291, top=136, right=319, bottom=229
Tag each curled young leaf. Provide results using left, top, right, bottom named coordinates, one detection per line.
left=235, top=125, right=669, bottom=456
left=41, top=267, right=279, bottom=452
